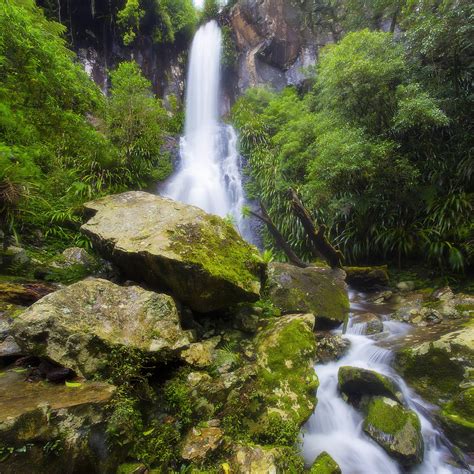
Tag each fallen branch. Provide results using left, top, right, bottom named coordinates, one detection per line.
left=289, top=189, right=344, bottom=268
left=249, top=203, right=309, bottom=268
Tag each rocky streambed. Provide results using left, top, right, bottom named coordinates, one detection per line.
left=0, top=191, right=472, bottom=473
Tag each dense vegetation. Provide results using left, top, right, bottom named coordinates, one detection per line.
left=233, top=0, right=473, bottom=272
left=0, top=0, right=177, bottom=249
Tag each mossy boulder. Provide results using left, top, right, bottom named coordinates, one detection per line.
left=338, top=366, right=403, bottom=404
left=81, top=192, right=264, bottom=312
left=0, top=368, right=116, bottom=474
left=395, top=323, right=474, bottom=404
left=180, top=426, right=224, bottom=462
left=230, top=444, right=303, bottom=473
left=344, top=266, right=389, bottom=291
left=12, top=278, right=194, bottom=378
left=252, top=313, right=318, bottom=436
left=266, top=263, right=349, bottom=328
left=309, top=451, right=341, bottom=474
left=439, top=387, right=474, bottom=450
left=363, top=397, right=423, bottom=466
left=314, top=333, right=350, bottom=364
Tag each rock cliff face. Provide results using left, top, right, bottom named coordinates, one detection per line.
left=37, top=0, right=187, bottom=99
left=227, top=0, right=338, bottom=93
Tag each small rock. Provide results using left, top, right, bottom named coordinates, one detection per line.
left=309, top=451, right=341, bottom=473
left=0, top=335, right=22, bottom=358
left=180, top=426, right=223, bottom=462
left=315, top=333, right=350, bottom=363
left=266, top=262, right=349, bottom=328
left=348, top=313, right=383, bottom=335
left=397, top=281, right=415, bottom=292
left=345, top=266, right=389, bottom=291
left=3, top=245, right=29, bottom=267
left=62, top=247, right=94, bottom=267
left=181, top=336, right=221, bottom=368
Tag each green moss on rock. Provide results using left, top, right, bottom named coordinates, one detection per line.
left=266, top=263, right=349, bottom=328
left=439, top=388, right=474, bottom=450
left=309, top=451, right=341, bottom=474
left=363, top=397, right=423, bottom=466
left=338, top=366, right=403, bottom=404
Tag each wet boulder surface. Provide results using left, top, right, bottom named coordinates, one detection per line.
left=266, top=262, right=349, bottom=328
left=363, top=396, right=424, bottom=466
left=12, top=278, right=194, bottom=378
left=81, top=191, right=264, bottom=313
left=0, top=368, right=116, bottom=473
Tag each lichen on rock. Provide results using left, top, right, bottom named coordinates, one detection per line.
left=363, top=396, right=424, bottom=466
left=12, top=278, right=194, bottom=378
left=266, top=262, right=349, bottom=328
left=81, top=191, right=264, bottom=313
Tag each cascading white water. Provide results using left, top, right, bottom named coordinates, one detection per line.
left=302, top=291, right=471, bottom=474
left=163, top=21, right=252, bottom=241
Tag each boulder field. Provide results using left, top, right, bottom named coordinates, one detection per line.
left=1, top=191, right=351, bottom=473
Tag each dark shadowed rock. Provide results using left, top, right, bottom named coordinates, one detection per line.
left=81, top=192, right=264, bottom=313
left=338, top=366, right=403, bottom=404
left=266, top=263, right=349, bottom=328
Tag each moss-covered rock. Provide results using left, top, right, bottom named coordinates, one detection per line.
left=12, top=278, right=194, bottom=378
left=338, top=366, right=403, bottom=404
left=314, top=332, right=350, bottom=364
left=395, top=323, right=474, bottom=404
left=309, top=451, right=341, bottom=474
left=363, top=397, right=423, bottom=466
left=266, top=263, right=349, bottom=328
left=230, top=444, right=304, bottom=473
left=180, top=426, right=224, bottom=462
left=0, top=368, right=116, bottom=473
left=81, top=191, right=264, bottom=312
left=439, top=387, right=474, bottom=451
left=254, top=314, right=318, bottom=432
left=344, top=266, right=389, bottom=291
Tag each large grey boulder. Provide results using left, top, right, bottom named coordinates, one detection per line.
left=266, top=263, right=349, bottom=328
left=12, top=278, right=194, bottom=378
left=81, top=192, right=264, bottom=313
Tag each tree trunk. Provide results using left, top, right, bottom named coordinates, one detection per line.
left=289, top=189, right=344, bottom=268
left=249, top=203, right=309, bottom=268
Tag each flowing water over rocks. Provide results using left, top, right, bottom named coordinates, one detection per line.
left=302, top=290, right=472, bottom=474
left=162, top=21, right=254, bottom=243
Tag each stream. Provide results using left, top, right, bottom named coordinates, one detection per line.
left=301, top=290, right=471, bottom=474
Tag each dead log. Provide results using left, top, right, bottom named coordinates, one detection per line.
left=289, top=189, right=344, bottom=268
left=249, top=203, right=309, bottom=268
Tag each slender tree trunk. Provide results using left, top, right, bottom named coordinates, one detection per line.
left=289, top=189, right=344, bottom=268
left=249, top=203, right=309, bottom=268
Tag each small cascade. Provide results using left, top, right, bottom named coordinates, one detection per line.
left=302, top=291, right=470, bottom=474
left=162, top=21, right=253, bottom=242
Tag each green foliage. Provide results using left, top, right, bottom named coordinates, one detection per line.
left=232, top=26, right=471, bottom=272
left=117, top=0, right=197, bottom=46
left=0, top=2, right=179, bottom=250
left=107, top=61, right=172, bottom=186
left=201, top=0, right=221, bottom=22
left=256, top=413, right=300, bottom=446
left=163, top=376, right=194, bottom=427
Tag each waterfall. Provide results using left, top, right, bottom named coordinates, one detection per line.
left=163, top=21, right=252, bottom=241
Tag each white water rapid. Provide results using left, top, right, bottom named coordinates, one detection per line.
left=302, top=290, right=471, bottom=474
left=162, top=21, right=252, bottom=242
